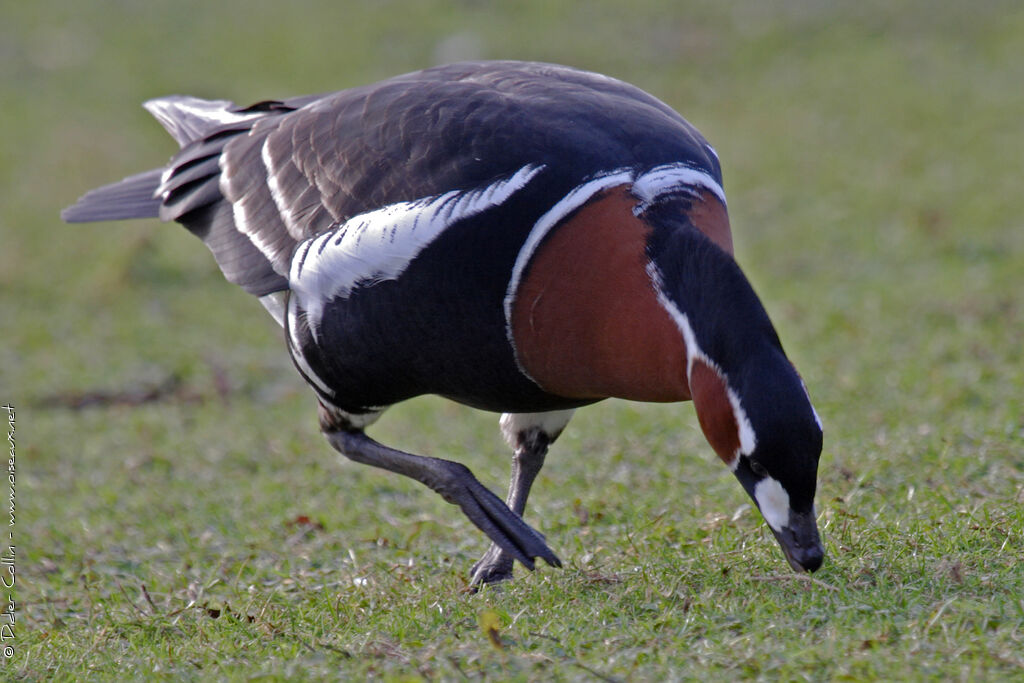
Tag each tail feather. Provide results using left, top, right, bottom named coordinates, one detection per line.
left=143, top=96, right=263, bottom=147
left=61, top=168, right=163, bottom=223
left=62, top=94, right=297, bottom=297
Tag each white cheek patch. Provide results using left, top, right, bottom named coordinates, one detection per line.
left=754, top=477, right=791, bottom=532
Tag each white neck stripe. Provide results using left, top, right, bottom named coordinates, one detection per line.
left=504, top=168, right=635, bottom=362
left=630, top=163, right=727, bottom=215
left=646, top=263, right=756, bottom=464
left=504, top=163, right=727, bottom=383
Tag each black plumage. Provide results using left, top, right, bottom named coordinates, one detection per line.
left=65, top=62, right=717, bottom=295
left=63, top=61, right=825, bottom=584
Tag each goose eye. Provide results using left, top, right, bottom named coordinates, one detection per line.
left=750, top=460, right=769, bottom=478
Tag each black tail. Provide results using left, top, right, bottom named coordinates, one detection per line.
left=61, top=96, right=298, bottom=296
left=62, top=96, right=256, bottom=223
left=61, top=168, right=163, bottom=223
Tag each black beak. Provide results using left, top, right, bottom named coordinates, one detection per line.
left=733, top=458, right=824, bottom=573
left=768, top=507, right=824, bottom=572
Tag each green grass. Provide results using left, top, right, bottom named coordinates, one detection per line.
left=4, top=0, right=1023, bottom=679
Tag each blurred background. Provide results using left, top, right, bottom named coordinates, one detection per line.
left=3, top=0, right=1022, bottom=668
left=4, top=0, right=1021, bottom=417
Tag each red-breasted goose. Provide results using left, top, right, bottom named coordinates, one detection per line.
left=64, top=61, right=824, bottom=585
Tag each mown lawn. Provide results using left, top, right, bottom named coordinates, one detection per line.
left=4, top=0, right=1022, bottom=680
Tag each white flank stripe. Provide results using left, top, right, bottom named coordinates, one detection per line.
left=754, top=476, right=791, bottom=531
left=631, top=163, right=727, bottom=215
left=291, top=349, right=336, bottom=398
left=262, top=139, right=303, bottom=237
left=290, top=164, right=545, bottom=341
left=287, top=290, right=306, bottom=356
left=285, top=293, right=335, bottom=398
left=647, top=263, right=757, bottom=465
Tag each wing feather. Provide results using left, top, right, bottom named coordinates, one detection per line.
left=66, top=61, right=725, bottom=302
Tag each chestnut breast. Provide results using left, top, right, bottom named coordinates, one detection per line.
left=508, top=186, right=729, bottom=402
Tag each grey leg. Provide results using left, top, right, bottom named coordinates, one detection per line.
left=470, top=410, right=574, bottom=586
left=318, top=404, right=561, bottom=573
